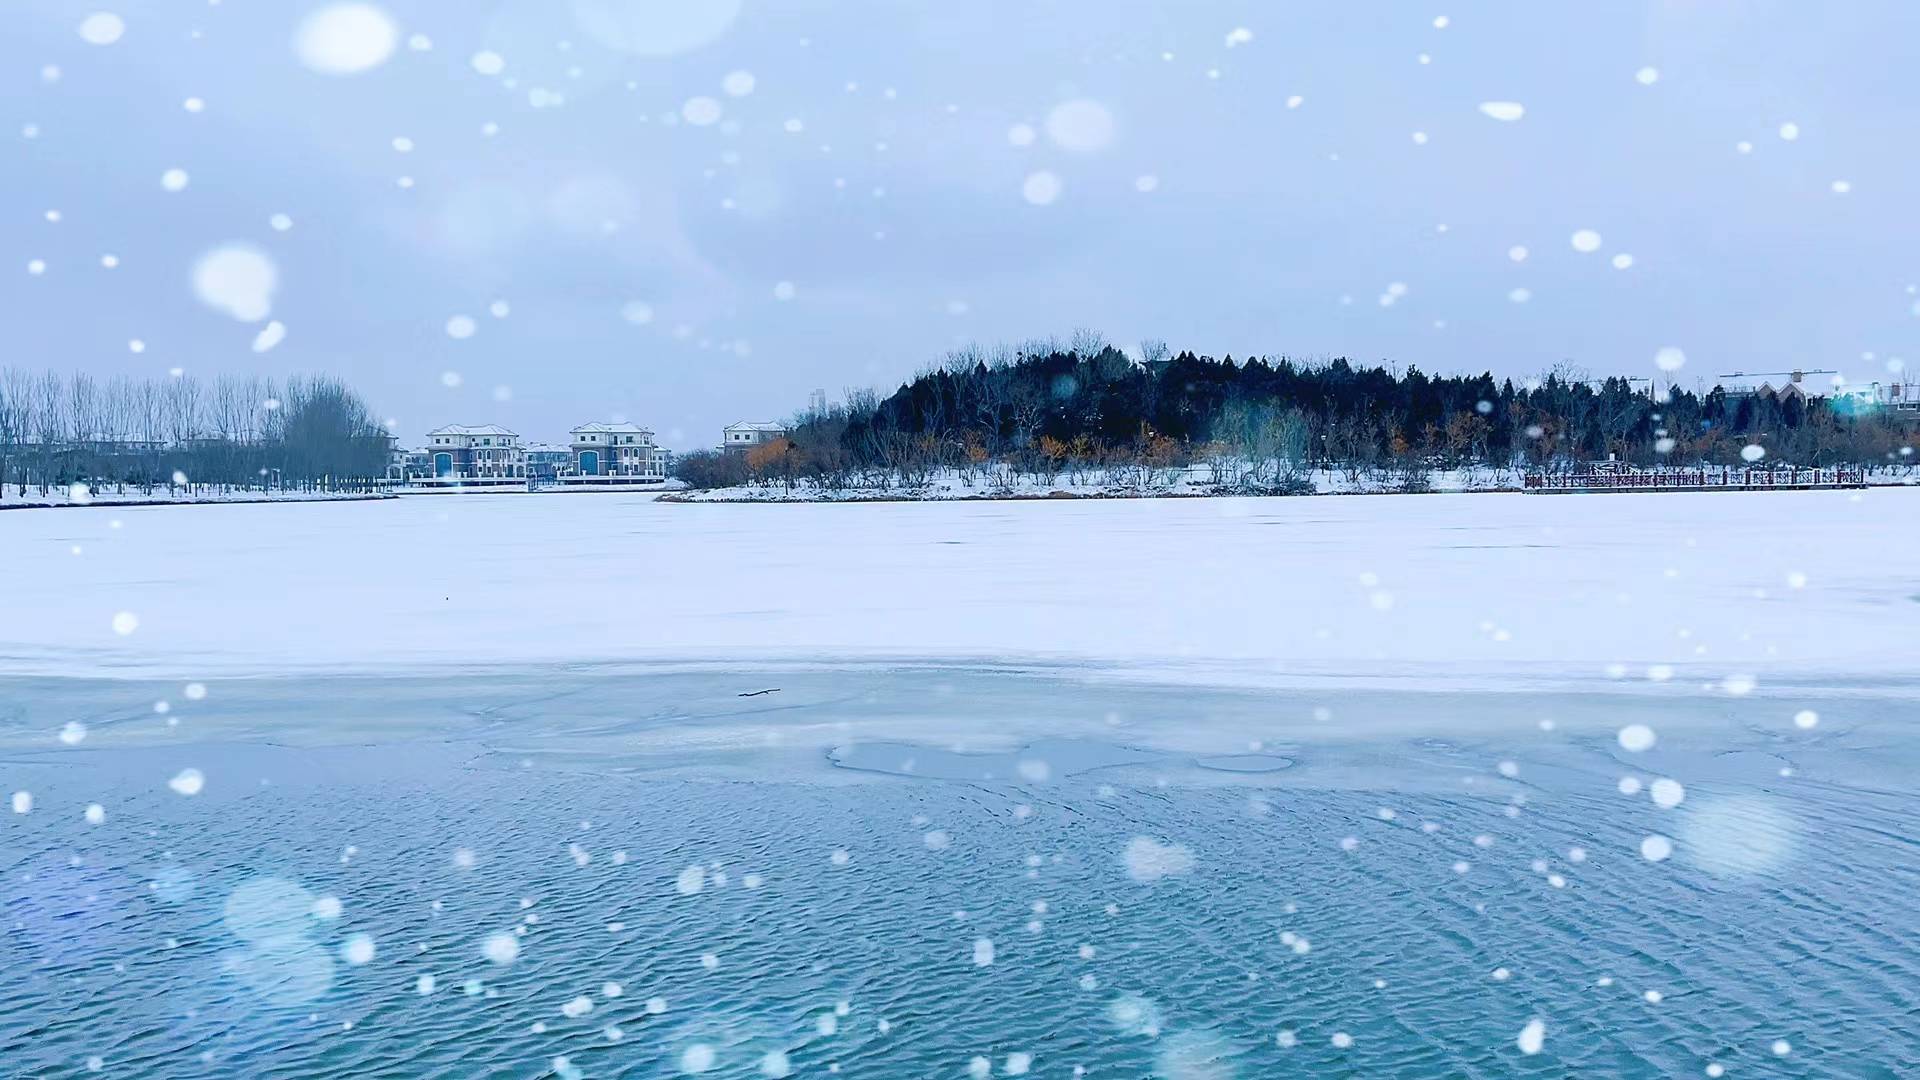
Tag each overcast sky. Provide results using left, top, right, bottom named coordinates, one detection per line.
left=7, top=1, right=1917, bottom=448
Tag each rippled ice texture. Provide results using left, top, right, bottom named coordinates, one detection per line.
left=4, top=667, right=1917, bottom=1076
left=3, top=494, right=1918, bottom=1076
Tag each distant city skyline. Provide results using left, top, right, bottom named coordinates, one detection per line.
left=7, top=2, right=1918, bottom=448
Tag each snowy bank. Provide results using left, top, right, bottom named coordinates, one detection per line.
left=2, top=486, right=394, bottom=510
left=669, top=463, right=1919, bottom=502
left=5, top=488, right=1915, bottom=689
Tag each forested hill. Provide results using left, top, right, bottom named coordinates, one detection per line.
left=666, top=342, right=1912, bottom=492
left=835, top=346, right=1898, bottom=468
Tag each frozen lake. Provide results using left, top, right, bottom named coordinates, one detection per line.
left=3, top=489, right=1915, bottom=685
left=3, top=492, right=1918, bottom=1076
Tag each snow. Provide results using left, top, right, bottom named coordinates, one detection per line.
left=1650, top=778, right=1685, bottom=808
left=293, top=4, right=398, bottom=76
left=191, top=244, right=277, bottom=322
left=667, top=460, right=1916, bottom=503
left=1478, top=102, right=1525, bottom=122
left=1122, top=837, right=1195, bottom=882
left=482, top=932, right=520, bottom=964
left=679, top=1043, right=716, bottom=1072
left=5, top=490, right=1916, bottom=688
left=77, top=13, right=126, bottom=46
left=1022, top=171, right=1062, bottom=205
left=681, top=97, right=723, bottom=126
left=251, top=321, right=287, bottom=353
left=1045, top=100, right=1116, bottom=152
left=675, top=865, right=705, bottom=894
left=1617, top=725, right=1657, bottom=752
left=1516, top=1018, right=1546, bottom=1054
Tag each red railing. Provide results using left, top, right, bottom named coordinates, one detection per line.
left=1523, top=466, right=1865, bottom=491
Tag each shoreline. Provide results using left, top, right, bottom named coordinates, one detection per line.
left=0, top=491, right=395, bottom=511
left=3, top=480, right=1903, bottom=510
left=663, top=482, right=1903, bottom=504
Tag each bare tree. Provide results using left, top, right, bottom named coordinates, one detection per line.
left=0, top=368, right=389, bottom=499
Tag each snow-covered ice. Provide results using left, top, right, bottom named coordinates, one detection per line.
left=5, top=491, right=1911, bottom=688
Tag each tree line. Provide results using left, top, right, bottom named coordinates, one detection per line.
left=675, top=334, right=1914, bottom=493
left=0, top=369, right=393, bottom=497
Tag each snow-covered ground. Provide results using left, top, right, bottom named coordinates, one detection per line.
left=5, top=489, right=1913, bottom=690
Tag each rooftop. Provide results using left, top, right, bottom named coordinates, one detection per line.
left=571, top=422, right=652, bottom=434
left=726, top=421, right=789, bottom=432
left=426, top=424, right=518, bottom=437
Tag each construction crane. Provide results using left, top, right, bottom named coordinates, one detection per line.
left=1579, top=375, right=1654, bottom=391
left=1715, top=368, right=1835, bottom=384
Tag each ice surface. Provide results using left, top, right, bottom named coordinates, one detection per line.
left=4, top=491, right=1913, bottom=688
left=4, top=493, right=1917, bottom=1075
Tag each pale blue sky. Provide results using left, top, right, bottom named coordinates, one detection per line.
left=7, top=1, right=1917, bottom=448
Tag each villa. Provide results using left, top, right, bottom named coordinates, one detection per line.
left=403, top=422, right=672, bottom=490
left=564, top=422, right=671, bottom=483
left=422, top=425, right=526, bottom=483
left=723, top=421, right=790, bottom=452
left=523, top=443, right=571, bottom=483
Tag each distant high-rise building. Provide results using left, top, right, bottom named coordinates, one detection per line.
left=809, top=388, right=828, bottom=416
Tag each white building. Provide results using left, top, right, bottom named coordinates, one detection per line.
left=723, top=421, right=790, bottom=452
left=568, top=422, right=670, bottom=481
left=423, top=424, right=526, bottom=481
